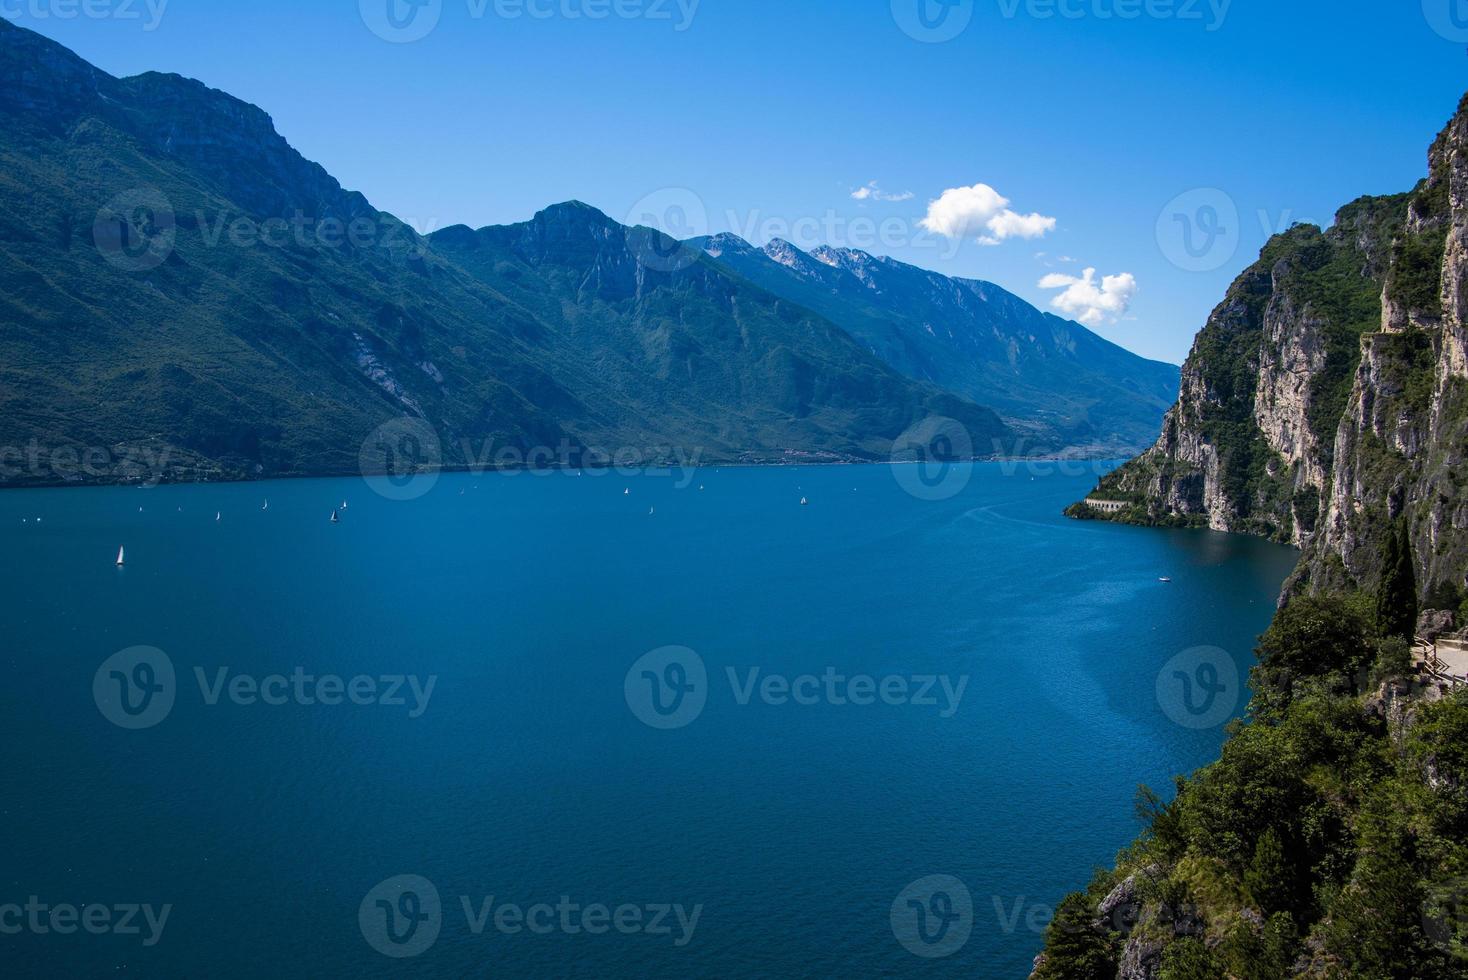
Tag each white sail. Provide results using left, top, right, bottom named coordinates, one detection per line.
left=116, top=546, right=125, bottom=566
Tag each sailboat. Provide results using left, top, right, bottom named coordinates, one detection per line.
left=262, top=499, right=269, bottom=511
left=341, top=501, right=348, bottom=511
left=330, top=509, right=340, bottom=524
left=800, top=497, right=809, bottom=506
left=216, top=512, right=221, bottom=522
left=115, top=546, right=125, bottom=567
left=624, top=488, right=630, bottom=495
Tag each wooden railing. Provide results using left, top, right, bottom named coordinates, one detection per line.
left=1417, top=634, right=1466, bottom=687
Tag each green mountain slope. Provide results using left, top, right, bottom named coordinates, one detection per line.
left=0, top=18, right=1008, bottom=485
left=428, top=204, right=1010, bottom=462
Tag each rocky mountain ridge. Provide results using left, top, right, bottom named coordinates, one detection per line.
left=691, top=231, right=1181, bottom=456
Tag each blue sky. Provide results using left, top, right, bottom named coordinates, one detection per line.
left=7, top=0, right=1466, bottom=362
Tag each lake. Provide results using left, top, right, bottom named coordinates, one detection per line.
left=0, top=462, right=1298, bottom=976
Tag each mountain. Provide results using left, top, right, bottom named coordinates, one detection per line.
left=424, top=204, right=1010, bottom=462
left=691, top=231, right=1181, bottom=456
left=0, top=18, right=1007, bottom=485
left=1072, top=95, right=1468, bottom=603
left=1036, top=95, right=1468, bottom=980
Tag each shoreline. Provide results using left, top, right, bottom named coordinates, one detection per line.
left=0, top=454, right=1137, bottom=493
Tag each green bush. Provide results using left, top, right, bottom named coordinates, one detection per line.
left=1253, top=593, right=1373, bottom=712
left=1159, top=938, right=1225, bottom=980
left=1372, top=636, right=1414, bottom=686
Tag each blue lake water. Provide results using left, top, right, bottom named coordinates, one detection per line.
left=0, top=463, right=1298, bottom=977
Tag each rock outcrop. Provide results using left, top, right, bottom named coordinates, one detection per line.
left=1074, top=95, right=1468, bottom=603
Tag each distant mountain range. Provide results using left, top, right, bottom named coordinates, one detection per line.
left=692, top=233, right=1180, bottom=455
left=0, top=18, right=1174, bottom=486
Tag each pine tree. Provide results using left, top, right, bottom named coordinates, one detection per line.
left=1033, top=893, right=1118, bottom=980
left=1376, top=518, right=1419, bottom=642
left=1243, top=828, right=1291, bottom=916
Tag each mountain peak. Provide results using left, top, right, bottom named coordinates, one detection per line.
left=810, top=245, right=882, bottom=289
left=536, top=200, right=613, bottom=223
left=762, top=238, right=812, bottom=271
left=694, top=232, right=756, bottom=258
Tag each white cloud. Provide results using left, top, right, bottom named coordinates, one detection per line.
left=919, top=182, right=1056, bottom=246
left=1038, top=268, right=1138, bottom=326
left=851, top=180, right=914, bottom=203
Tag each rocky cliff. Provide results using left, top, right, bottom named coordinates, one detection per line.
left=1074, top=95, right=1468, bottom=604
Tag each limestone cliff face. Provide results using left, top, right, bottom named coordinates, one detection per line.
left=1078, top=94, right=1468, bottom=600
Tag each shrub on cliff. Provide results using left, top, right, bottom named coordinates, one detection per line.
left=1252, top=593, right=1373, bottom=715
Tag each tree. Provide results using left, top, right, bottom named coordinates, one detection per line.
left=1244, top=828, right=1292, bottom=916
left=1253, top=593, right=1373, bottom=711
left=1032, top=893, right=1118, bottom=980
left=1219, top=913, right=1300, bottom=980
left=1159, top=938, right=1225, bottom=980
left=1321, top=793, right=1446, bottom=978
left=1372, top=636, right=1414, bottom=686
left=1376, top=518, right=1419, bottom=642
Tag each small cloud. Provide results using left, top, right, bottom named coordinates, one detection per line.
left=920, top=183, right=1056, bottom=246
left=1038, top=267, right=1137, bottom=326
left=851, top=180, right=915, bottom=203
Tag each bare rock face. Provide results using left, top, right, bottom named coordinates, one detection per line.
left=1080, top=94, right=1468, bottom=603
left=1117, top=930, right=1165, bottom=980
left=1113, top=901, right=1205, bottom=980
left=1255, top=287, right=1330, bottom=505
left=1095, top=873, right=1147, bottom=934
